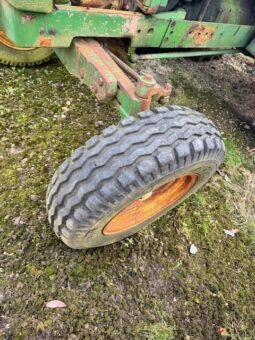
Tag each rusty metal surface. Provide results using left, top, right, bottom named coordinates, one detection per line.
left=186, top=24, right=217, bottom=46
left=55, top=38, right=171, bottom=116
left=107, top=50, right=140, bottom=81
left=1, top=0, right=255, bottom=50
left=1, top=1, right=143, bottom=48
left=72, top=0, right=123, bottom=9
left=55, top=38, right=118, bottom=100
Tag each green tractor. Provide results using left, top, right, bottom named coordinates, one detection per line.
left=0, top=0, right=254, bottom=249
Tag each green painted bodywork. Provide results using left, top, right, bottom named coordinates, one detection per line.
left=55, top=38, right=146, bottom=118
left=160, top=20, right=255, bottom=49
left=246, top=37, right=255, bottom=56
left=131, top=17, right=255, bottom=48
left=0, top=0, right=254, bottom=116
left=0, top=1, right=143, bottom=47
left=7, top=0, right=53, bottom=13
left=117, top=90, right=142, bottom=118
left=0, top=1, right=254, bottom=50
left=55, top=40, right=118, bottom=100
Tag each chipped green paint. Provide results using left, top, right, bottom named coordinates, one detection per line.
left=0, top=0, right=254, bottom=119
left=0, top=1, right=143, bottom=47
left=161, top=20, right=255, bottom=49
left=131, top=18, right=255, bottom=49
left=1, top=1, right=254, bottom=50
left=55, top=39, right=118, bottom=101
left=7, top=0, right=53, bottom=13
left=246, top=37, right=255, bottom=56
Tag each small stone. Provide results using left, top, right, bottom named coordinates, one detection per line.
left=62, top=106, right=69, bottom=113
left=30, top=194, right=39, bottom=202
left=224, top=229, right=239, bottom=237
left=217, top=327, right=228, bottom=337
left=21, top=158, right=28, bottom=166
left=189, top=244, right=198, bottom=255
left=46, top=300, right=66, bottom=308
left=95, top=120, right=104, bottom=127
left=244, top=124, right=250, bottom=130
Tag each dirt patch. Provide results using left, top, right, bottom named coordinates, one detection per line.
left=139, top=53, right=255, bottom=129
left=0, top=55, right=254, bottom=339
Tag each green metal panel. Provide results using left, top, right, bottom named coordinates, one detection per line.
left=160, top=20, right=255, bottom=49
left=0, top=1, right=144, bottom=47
left=132, top=15, right=170, bottom=48
left=154, top=9, right=186, bottom=21
left=215, top=0, right=252, bottom=25
left=131, top=17, right=255, bottom=49
left=55, top=39, right=118, bottom=101
left=246, top=37, right=255, bottom=56
left=1, top=0, right=254, bottom=50
left=7, top=0, right=53, bottom=13
left=129, top=10, right=186, bottom=47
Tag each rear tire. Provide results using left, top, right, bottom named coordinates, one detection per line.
left=0, top=31, right=53, bottom=67
left=46, top=106, right=225, bottom=249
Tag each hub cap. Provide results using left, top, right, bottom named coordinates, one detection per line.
left=103, top=174, right=198, bottom=235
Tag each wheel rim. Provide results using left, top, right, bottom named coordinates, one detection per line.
left=103, top=174, right=198, bottom=235
left=0, top=31, right=34, bottom=51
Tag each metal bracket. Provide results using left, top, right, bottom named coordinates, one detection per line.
left=55, top=38, right=172, bottom=117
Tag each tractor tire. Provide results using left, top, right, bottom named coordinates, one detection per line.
left=46, top=106, right=225, bottom=249
left=0, top=31, right=53, bottom=67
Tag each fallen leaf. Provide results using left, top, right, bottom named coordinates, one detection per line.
left=224, top=229, right=240, bottom=237
left=217, top=169, right=226, bottom=177
left=217, top=327, right=227, bottom=337
left=224, top=175, right=231, bottom=183
left=46, top=300, right=66, bottom=309
left=216, top=170, right=231, bottom=183
left=9, top=146, right=22, bottom=155
left=189, top=244, right=198, bottom=255
left=13, top=216, right=24, bottom=225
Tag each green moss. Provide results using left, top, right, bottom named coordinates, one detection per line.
left=224, top=138, right=243, bottom=167
left=0, top=58, right=254, bottom=339
left=137, top=322, right=176, bottom=340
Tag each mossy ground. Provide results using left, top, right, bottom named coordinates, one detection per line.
left=0, top=55, right=254, bottom=339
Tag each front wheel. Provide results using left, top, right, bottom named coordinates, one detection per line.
left=46, top=106, right=225, bottom=249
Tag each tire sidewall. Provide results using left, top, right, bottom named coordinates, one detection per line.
left=66, top=160, right=218, bottom=249
left=0, top=42, right=53, bottom=65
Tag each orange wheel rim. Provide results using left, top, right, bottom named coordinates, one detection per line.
left=0, top=31, right=34, bottom=51
left=103, top=174, right=198, bottom=235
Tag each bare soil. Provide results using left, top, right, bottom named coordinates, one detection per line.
left=140, top=53, right=255, bottom=129
left=0, top=53, right=254, bottom=339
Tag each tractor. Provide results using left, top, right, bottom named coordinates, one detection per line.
left=0, top=0, right=254, bottom=249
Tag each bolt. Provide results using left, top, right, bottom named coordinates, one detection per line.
left=143, top=73, right=153, bottom=81
left=139, top=73, right=156, bottom=87
left=98, top=78, right=104, bottom=87
left=159, top=96, right=169, bottom=105
left=130, top=54, right=139, bottom=63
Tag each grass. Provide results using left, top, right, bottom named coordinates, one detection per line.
left=0, top=56, right=254, bottom=338
left=138, top=322, right=176, bottom=339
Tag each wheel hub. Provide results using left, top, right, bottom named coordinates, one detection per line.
left=103, top=174, right=198, bottom=235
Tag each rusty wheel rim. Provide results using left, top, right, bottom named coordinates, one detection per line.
left=0, top=31, right=34, bottom=51
left=103, top=174, right=198, bottom=235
